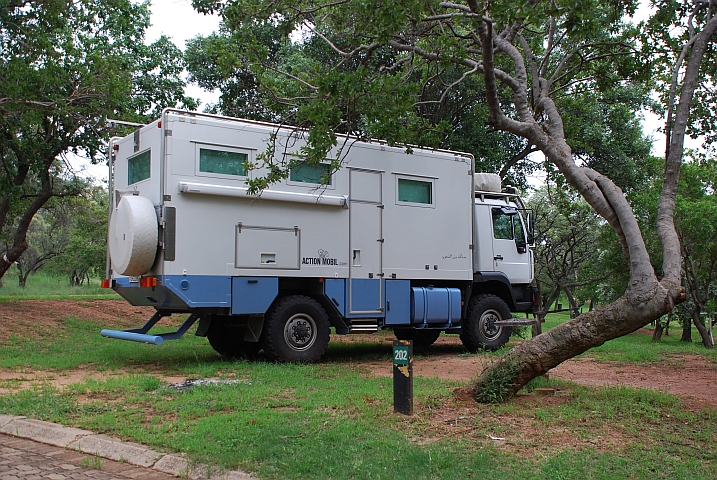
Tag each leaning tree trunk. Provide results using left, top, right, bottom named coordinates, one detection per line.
left=564, top=288, right=579, bottom=318
left=691, top=310, right=714, bottom=349
left=0, top=166, right=55, bottom=282
left=470, top=14, right=716, bottom=401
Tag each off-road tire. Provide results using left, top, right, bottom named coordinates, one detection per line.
left=394, top=329, right=441, bottom=347
left=206, top=315, right=262, bottom=358
left=460, top=294, right=512, bottom=351
left=262, top=295, right=330, bottom=362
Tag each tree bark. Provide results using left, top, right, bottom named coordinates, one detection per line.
left=0, top=160, right=56, bottom=280
left=658, top=15, right=717, bottom=285
left=652, top=318, right=665, bottom=342
left=564, top=287, right=578, bottom=318
left=681, top=314, right=693, bottom=342
left=691, top=310, right=715, bottom=349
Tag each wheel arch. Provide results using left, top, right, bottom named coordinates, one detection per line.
left=472, top=272, right=517, bottom=310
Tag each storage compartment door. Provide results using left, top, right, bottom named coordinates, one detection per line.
left=385, top=280, right=411, bottom=325
left=235, top=225, right=300, bottom=270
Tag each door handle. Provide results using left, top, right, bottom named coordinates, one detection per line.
left=494, top=255, right=504, bottom=260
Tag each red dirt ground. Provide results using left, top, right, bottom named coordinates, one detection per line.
left=1, top=299, right=715, bottom=410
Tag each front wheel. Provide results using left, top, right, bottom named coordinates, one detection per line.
left=262, top=295, right=330, bottom=362
left=460, top=294, right=512, bottom=351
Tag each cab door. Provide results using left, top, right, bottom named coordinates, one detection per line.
left=491, top=206, right=532, bottom=284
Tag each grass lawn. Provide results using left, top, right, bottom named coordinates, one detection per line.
left=0, top=271, right=114, bottom=300
left=0, top=280, right=715, bottom=478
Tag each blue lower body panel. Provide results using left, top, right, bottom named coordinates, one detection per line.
left=163, top=275, right=231, bottom=308
left=114, top=275, right=277, bottom=312
left=231, top=277, right=279, bottom=314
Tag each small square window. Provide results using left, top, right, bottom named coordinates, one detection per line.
left=398, top=178, right=432, bottom=204
left=289, top=162, right=332, bottom=185
left=199, top=148, right=247, bottom=177
left=128, top=150, right=151, bottom=185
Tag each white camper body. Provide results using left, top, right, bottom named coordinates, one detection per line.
left=103, top=110, right=538, bottom=361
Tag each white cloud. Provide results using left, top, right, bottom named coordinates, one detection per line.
left=145, top=0, right=220, bottom=48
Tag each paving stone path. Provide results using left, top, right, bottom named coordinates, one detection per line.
left=0, top=434, right=176, bottom=480
left=0, top=416, right=254, bottom=480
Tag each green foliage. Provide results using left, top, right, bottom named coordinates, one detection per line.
left=642, top=0, right=717, bottom=144
left=674, top=154, right=717, bottom=323
left=44, top=187, right=109, bottom=285
left=558, top=86, right=656, bottom=193
left=0, top=0, right=194, bottom=280
left=528, top=186, right=608, bottom=309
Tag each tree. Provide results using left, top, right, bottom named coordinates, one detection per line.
left=675, top=157, right=717, bottom=347
left=0, top=0, right=195, bottom=282
left=12, top=205, right=70, bottom=287
left=52, top=187, right=109, bottom=286
left=186, top=25, right=542, bottom=188
left=529, top=186, right=605, bottom=316
left=193, top=0, right=714, bottom=399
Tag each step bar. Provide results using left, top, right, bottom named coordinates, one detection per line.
left=101, top=312, right=199, bottom=345
left=493, top=317, right=542, bottom=327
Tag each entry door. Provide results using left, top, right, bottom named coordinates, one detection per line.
left=491, top=206, right=532, bottom=284
left=349, top=169, right=383, bottom=314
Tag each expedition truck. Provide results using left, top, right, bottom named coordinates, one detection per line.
left=101, top=109, right=540, bottom=362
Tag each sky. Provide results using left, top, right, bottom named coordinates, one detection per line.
left=144, top=0, right=222, bottom=106
left=75, top=0, right=697, bottom=185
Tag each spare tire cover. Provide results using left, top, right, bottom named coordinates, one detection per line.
left=109, top=195, right=158, bottom=276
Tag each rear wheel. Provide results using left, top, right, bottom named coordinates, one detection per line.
left=394, top=329, right=441, bottom=347
left=460, top=294, right=512, bottom=351
left=206, top=316, right=262, bottom=358
left=262, top=295, right=330, bottom=362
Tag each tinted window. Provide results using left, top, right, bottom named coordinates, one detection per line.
left=128, top=150, right=150, bottom=185
left=290, top=162, right=332, bottom=185
left=492, top=208, right=514, bottom=240
left=398, top=178, right=432, bottom=204
left=199, top=148, right=247, bottom=176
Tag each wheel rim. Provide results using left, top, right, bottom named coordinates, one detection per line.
left=284, top=313, right=317, bottom=351
left=478, top=309, right=503, bottom=341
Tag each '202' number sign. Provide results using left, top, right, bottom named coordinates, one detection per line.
left=393, top=346, right=409, bottom=365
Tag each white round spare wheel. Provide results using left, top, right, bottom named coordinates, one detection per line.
left=109, top=195, right=158, bottom=276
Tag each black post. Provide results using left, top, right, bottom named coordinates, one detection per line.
left=393, top=339, right=413, bottom=415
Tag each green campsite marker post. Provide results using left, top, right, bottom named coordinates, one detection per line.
left=393, top=339, right=413, bottom=415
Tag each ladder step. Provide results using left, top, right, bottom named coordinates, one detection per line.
left=349, top=324, right=379, bottom=333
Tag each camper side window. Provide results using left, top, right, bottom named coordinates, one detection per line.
left=396, top=177, right=434, bottom=207
left=128, top=149, right=151, bottom=185
left=198, top=148, right=248, bottom=177
left=289, top=162, right=333, bottom=186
